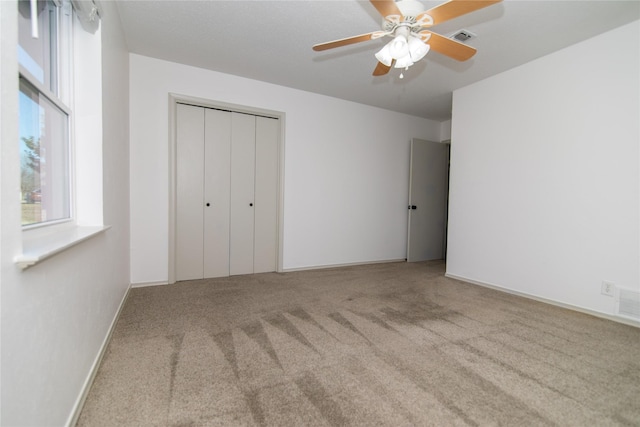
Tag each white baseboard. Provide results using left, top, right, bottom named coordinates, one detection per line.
left=131, top=280, right=170, bottom=288
left=445, top=272, right=640, bottom=329
left=66, top=285, right=131, bottom=427
left=282, top=258, right=406, bottom=273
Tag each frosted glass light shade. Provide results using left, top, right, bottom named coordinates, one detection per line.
left=388, top=35, right=409, bottom=59
left=408, top=36, right=430, bottom=62
left=375, top=44, right=393, bottom=67
left=394, top=54, right=414, bottom=69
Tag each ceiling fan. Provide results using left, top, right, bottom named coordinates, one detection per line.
left=313, top=0, right=502, bottom=77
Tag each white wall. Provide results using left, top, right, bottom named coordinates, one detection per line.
left=440, top=120, right=451, bottom=142
left=447, top=21, right=639, bottom=320
left=0, top=2, right=130, bottom=425
left=130, top=54, right=441, bottom=284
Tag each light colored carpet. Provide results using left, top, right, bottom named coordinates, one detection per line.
left=78, top=261, right=640, bottom=426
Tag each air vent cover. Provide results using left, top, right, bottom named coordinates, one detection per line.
left=452, top=29, right=476, bottom=42
left=618, top=289, right=640, bottom=320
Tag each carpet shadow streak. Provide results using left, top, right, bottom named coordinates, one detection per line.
left=294, top=372, right=349, bottom=427
left=241, top=321, right=284, bottom=371
left=210, top=330, right=239, bottom=379
left=168, top=333, right=185, bottom=403
left=264, top=312, right=319, bottom=355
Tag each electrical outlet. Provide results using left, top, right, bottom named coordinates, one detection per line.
left=601, top=281, right=615, bottom=297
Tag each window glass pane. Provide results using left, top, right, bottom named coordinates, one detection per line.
left=20, top=77, right=70, bottom=226
left=18, top=0, right=58, bottom=95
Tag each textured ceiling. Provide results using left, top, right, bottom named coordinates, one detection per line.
left=114, top=0, right=640, bottom=121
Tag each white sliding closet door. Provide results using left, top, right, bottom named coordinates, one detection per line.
left=176, top=104, right=278, bottom=281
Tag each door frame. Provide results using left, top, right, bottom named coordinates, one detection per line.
left=168, top=93, right=286, bottom=284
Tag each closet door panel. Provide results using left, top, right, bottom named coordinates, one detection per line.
left=254, top=116, right=279, bottom=273
left=229, top=113, right=256, bottom=275
left=176, top=104, right=205, bottom=281
left=204, top=109, right=232, bottom=278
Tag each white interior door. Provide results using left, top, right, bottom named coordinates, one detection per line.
left=407, top=138, right=450, bottom=262
left=203, top=109, right=231, bottom=278
left=229, top=113, right=256, bottom=275
left=176, top=104, right=205, bottom=280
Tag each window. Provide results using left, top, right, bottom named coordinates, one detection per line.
left=13, top=0, right=106, bottom=269
left=18, top=0, right=72, bottom=227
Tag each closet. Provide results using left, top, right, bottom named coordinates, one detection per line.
left=175, top=103, right=278, bottom=280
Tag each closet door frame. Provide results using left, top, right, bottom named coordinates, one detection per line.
left=167, top=93, right=285, bottom=284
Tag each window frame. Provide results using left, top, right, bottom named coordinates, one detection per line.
left=18, top=0, right=75, bottom=230
left=13, top=0, right=109, bottom=270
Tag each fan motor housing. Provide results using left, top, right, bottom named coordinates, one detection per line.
left=396, top=0, right=426, bottom=19
left=381, top=0, right=428, bottom=32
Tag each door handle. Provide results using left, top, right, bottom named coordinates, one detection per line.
left=408, top=205, right=417, bottom=210
left=249, top=203, right=253, bottom=207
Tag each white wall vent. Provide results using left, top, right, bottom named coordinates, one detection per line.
left=451, top=29, right=476, bottom=43
left=617, top=288, right=640, bottom=320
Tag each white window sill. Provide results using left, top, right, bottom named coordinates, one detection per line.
left=15, top=225, right=111, bottom=270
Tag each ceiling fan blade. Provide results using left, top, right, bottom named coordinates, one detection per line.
left=370, top=0, right=403, bottom=19
left=373, top=60, right=393, bottom=76
left=426, top=31, right=477, bottom=61
left=313, top=32, right=378, bottom=51
left=424, top=0, right=502, bottom=26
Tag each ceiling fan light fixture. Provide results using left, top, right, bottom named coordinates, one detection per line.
left=311, top=0, right=503, bottom=77
left=375, top=44, right=394, bottom=67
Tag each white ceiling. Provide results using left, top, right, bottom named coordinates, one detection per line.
left=114, top=0, right=639, bottom=121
